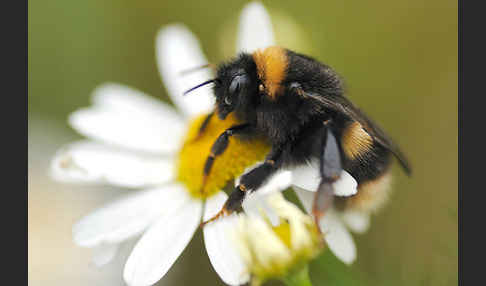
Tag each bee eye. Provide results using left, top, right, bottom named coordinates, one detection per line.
left=229, top=73, right=248, bottom=95
left=224, top=96, right=232, bottom=105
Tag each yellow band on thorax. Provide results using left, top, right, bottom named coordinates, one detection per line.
left=253, top=46, right=288, bottom=100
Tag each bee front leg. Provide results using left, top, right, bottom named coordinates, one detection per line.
left=313, top=124, right=343, bottom=228
left=200, top=123, right=252, bottom=193
left=201, top=148, right=283, bottom=226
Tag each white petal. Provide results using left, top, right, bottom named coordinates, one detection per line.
left=237, top=2, right=275, bottom=53
left=291, top=161, right=321, bottom=192
left=293, top=186, right=313, bottom=214
left=91, top=83, right=184, bottom=121
left=69, top=84, right=185, bottom=154
left=241, top=170, right=292, bottom=226
left=333, top=171, right=358, bottom=197
left=91, top=244, right=119, bottom=267
left=73, top=183, right=190, bottom=247
left=203, top=192, right=250, bottom=286
left=123, top=197, right=202, bottom=286
left=294, top=186, right=357, bottom=263
left=320, top=211, right=357, bottom=265
left=50, top=141, right=174, bottom=188
left=156, top=24, right=214, bottom=117
left=291, top=161, right=358, bottom=196
left=341, top=210, right=370, bottom=234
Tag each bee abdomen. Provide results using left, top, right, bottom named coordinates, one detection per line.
left=340, top=121, right=392, bottom=184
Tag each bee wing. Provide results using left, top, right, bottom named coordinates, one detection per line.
left=307, top=93, right=412, bottom=175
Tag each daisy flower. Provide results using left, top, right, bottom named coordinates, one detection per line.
left=50, top=2, right=287, bottom=286
left=232, top=192, right=323, bottom=286
left=51, top=2, right=384, bottom=285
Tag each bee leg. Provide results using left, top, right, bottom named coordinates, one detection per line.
left=201, top=149, right=283, bottom=226
left=312, top=126, right=343, bottom=229
left=201, top=124, right=252, bottom=192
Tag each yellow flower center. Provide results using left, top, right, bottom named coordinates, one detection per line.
left=176, top=112, right=270, bottom=199
left=272, top=222, right=292, bottom=249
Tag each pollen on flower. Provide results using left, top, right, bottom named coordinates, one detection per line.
left=176, top=113, right=270, bottom=199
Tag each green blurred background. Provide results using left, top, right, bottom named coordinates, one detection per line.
left=28, top=0, right=457, bottom=285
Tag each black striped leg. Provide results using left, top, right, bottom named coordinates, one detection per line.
left=312, top=126, right=342, bottom=230
left=201, top=149, right=282, bottom=226
left=200, top=124, right=252, bottom=192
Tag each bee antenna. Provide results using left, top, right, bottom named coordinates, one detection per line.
left=179, top=63, right=216, bottom=76
left=183, top=79, right=218, bottom=95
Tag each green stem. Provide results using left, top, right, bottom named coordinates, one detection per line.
left=282, top=265, right=313, bottom=286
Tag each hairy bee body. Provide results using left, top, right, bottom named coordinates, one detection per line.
left=197, top=46, right=410, bottom=225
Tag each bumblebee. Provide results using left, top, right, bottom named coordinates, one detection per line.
left=186, top=46, right=411, bottom=226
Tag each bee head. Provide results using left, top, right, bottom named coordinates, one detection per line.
left=183, top=53, right=259, bottom=120
left=213, top=54, right=259, bottom=120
